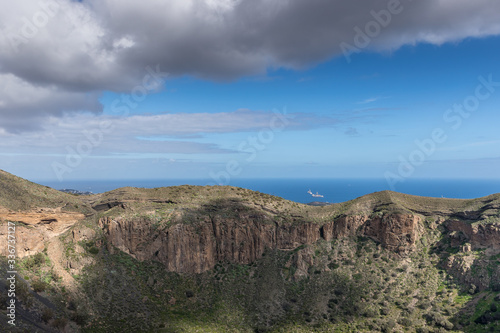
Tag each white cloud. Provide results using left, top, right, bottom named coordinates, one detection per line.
left=358, top=97, right=380, bottom=105
left=0, top=109, right=338, bottom=156
left=0, top=0, right=500, bottom=131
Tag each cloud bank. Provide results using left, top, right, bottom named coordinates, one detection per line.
left=0, top=109, right=339, bottom=156
left=1, top=0, right=500, bottom=131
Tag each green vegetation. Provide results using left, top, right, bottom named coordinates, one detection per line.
left=67, top=233, right=500, bottom=333
left=2, top=169, right=500, bottom=332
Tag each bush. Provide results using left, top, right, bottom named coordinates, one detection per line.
left=25, top=252, right=46, bottom=270
left=380, top=307, right=390, bottom=316
left=363, top=308, right=378, bottom=318
left=15, top=279, right=33, bottom=306
left=67, top=300, right=77, bottom=311
left=328, top=262, right=340, bottom=270
left=31, top=279, right=47, bottom=293
left=70, top=311, right=89, bottom=326
left=491, top=303, right=498, bottom=312
left=381, top=319, right=396, bottom=333
left=398, top=317, right=413, bottom=327
left=416, top=328, right=431, bottom=333
left=51, top=317, right=68, bottom=329
left=418, top=301, right=431, bottom=310
left=468, top=284, right=477, bottom=294
left=426, top=311, right=453, bottom=330
left=41, top=307, right=54, bottom=322
left=87, top=246, right=99, bottom=255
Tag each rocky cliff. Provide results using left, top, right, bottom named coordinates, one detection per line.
left=445, top=219, right=500, bottom=250
left=99, top=212, right=423, bottom=274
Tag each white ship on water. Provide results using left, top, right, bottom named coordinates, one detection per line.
left=307, top=189, right=324, bottom=198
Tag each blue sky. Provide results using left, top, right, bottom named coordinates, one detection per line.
left=0, top=0, right=499, bottom=185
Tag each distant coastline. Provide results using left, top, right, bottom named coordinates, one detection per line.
left=58, top=189, right=94, bottom=196
left=38, top=178, right=500, bottom=205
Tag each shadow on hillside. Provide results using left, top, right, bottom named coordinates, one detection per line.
left=180, top=196, right=273, bottom=224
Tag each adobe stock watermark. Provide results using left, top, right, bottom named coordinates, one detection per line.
left=340, top=0, right=413, bottom=64
left=208, top=108, right=293, bottom=186
left=385, top=74, right=500, bottom=190
left=6, top=221, right=17, bottom=326
left=51, top=65, right=168, bottom=181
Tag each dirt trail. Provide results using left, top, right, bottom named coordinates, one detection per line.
left=46, top=238, right=80, bottom=294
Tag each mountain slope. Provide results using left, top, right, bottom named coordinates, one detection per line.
left=1, top=172, right=500, bottom=332
left=0, top=169, right=90, bottom=213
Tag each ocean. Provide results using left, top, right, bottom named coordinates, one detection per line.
left=38, top=178, right=500, bottom=204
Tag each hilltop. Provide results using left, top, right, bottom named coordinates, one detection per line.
left=1, top=170, right=499, bottom=332
left=0, top=169, right=93, bottom=214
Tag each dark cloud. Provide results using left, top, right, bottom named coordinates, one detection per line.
left=1, top=0, right=500, bottom=131
left=0, top=73, right=103, bottom=132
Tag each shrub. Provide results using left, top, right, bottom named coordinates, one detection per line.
left=491, top=303, right=498, bottom=312
left=328, top=262, right=340, bottom=270
left=25, top=252, right=45, bottom=269
left=468, top=284, right=477, bottom=294
left=398, top=317, right=413, bottom=327
left=51, top=317, right=68, bottom=329
left=416, top=328, right=431, bottom=333
left=426, top=311, right=453, bottom=330
left=31, top=279, right=47, bottom=293
left=418, top=301, right=431, bottom=310
left=70, top=311, right=89, bottom=326
left=41, top=307, right=54, bottom=322
left=87, top=246, right=99, bottom=255
left=15, top=279, right=33, bottom=306
left=380, top=307, right=390, bottom=316
left=381, top=319, right=396, bottom=333
left=364, top=308, right=378, bottom=318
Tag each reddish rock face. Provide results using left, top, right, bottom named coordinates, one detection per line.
left=100, top=212, right=422, bottom=274
left=0, top=224, right=47, bottom=257
left=0, top=209, right=86, bottom=258
left=360, top=214, right=421, bottom=253
left=99, top=216, right=277, bottom=274
left=329, top=215, right=369, bottom=239
left=446, top=220, right=500, bottom=250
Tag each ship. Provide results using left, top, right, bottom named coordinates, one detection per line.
left=307, top=189, right=324, bottom=198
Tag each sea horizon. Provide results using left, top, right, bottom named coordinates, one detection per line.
left=37, top=178, right=500, bottom=204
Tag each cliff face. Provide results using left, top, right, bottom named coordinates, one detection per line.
left=0, top=208, right=85, bottom=257
left=323, top=214, right=421, bottom=252
left=361, top=214, right=422, bottom=253
left=440, top=219, right=500, bottom=291
left=445, top=219, right=500, bottom=250
left=100, top=212, right=421, bottom=274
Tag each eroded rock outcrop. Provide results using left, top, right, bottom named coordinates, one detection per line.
left=361, top=214, right=421, bottom=253
left=445, top=220, right=500, bottom=250
left=100, top=212, right=421, bottom=273
left=0, top=208, right=85, bottom=257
